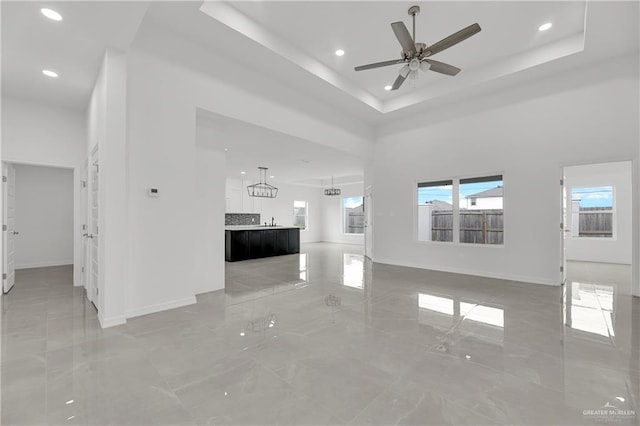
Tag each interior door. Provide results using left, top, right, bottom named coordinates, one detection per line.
left=3, top=163, right=17, bottom=293
left=560, top=174, right=567, bottom=285
left=364, top=186, right=373, bottom=260
left=80, top=162, right=88, bottom=289
left=88, top=148, right=99, bottom=306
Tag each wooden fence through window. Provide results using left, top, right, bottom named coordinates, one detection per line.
left=578, top=207, right=612, bottom=237
left=432, top=210, right=504, bottom=244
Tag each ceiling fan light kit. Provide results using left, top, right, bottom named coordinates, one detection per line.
left=355, top=5, right=481, bottom=91
left=247, top=167, right=278, bottom=198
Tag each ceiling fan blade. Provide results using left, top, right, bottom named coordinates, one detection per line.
left=391, top=21, right=416, bottom=55
left=391, top=73, right=407, bottom=91
left=426, top=23, right=481, bottom=56
left=354, top=59, right=405, bottom=72
left=423, top=59, right=461, bottom=76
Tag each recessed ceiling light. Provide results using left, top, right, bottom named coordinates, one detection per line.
left=270, top=175, right=274, bottom=179
left=538, top=22, right=552, bottom=32
left=41, top=8, right=62, bottom=21
left=384, top=85, right=392, bottom=91
left=42, top=69, right=58, bottom=78
left=335, top=49, right=345, bottom=57
left=240, top=171, right=246, bottom=175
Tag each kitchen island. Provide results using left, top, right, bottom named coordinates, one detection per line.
left=225, top=226, right=300, bottom=262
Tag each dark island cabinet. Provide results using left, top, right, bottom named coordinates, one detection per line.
left=275, top=230, right=290, bottom=255
left=225, top=228, right=300, bottom=262
left=249, top=230, right=262, bottom=258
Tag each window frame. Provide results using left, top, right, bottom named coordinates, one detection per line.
left=293, top=200, right=308, bottom=231
left=342, top=196, right=365, bottom=235
left=414, top=173, right=505, bottom=247
left=416, top=179, right=454, bottom=243
left=569, top=185, right=616, bottom=240
left=458, top=175, right=504, bottom=246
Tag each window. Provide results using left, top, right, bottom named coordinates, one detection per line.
left=570, top=186, right=613, bottom=238
left=343, top=196, right=364, bottom=234
left=417, top=174, right=504, bottom=245
left=417, top=180, right=453, bottom=242
left=459, top=175, right=503, bottom=245
left=293, top=200, right=307, bottom=230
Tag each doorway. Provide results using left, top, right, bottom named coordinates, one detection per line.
left=3, top=163, right=16, bottom=293
left=561, top=161, right=633, bottom=290
left=2, top=162, right=75, bottom=293
left=364, top=186, right=373, bottom=260
left=87, top=146, right=100, bottom=307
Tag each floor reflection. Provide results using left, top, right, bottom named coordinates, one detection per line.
left=418, top=293, right=504, bottom=328
left=565, top=281, right=615, bottom=338
left=342, top=253, right=365, bottom=289
left=462, top=302, right=504, bottom=328
left=299, top=253, right=308, bottom=282
left=418, top=293, right=454, bottom=315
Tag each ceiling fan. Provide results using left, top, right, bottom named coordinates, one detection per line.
left=355, top=5, right=481, bottom=91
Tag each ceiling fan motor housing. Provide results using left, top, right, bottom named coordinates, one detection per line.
left=401, top=42, right=428, bottom=60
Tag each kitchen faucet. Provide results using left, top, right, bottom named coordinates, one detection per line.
left=271, top=217, right=275, bottom=226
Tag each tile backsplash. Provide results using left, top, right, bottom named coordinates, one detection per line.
left=225, top=213, right=260, bottom=226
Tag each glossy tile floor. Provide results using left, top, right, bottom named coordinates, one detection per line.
left=1, top=244, right=639, bottom=425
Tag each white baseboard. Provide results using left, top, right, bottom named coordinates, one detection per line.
left=374, top=257, right=558, bottom=287
left=126, top=296, right=197, bottom=319
left=195, top=282, right=224, bottom=296
left=317, top=240, right=364, bottom=246
left=16, top=261, right=73, bottom=270
left=98, top=311, right=127, bottom=328
left=567, top=257, right=632, bottom=266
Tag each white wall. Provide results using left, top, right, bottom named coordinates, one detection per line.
left=564, top=161, right=632, bottom=264
left=195, top=145, right=226, bottom=296
left=321, top=182, right=365, bottom=245
left=14, top=165, right=73, bottom=269
left=2, top=97, right=85, bottom=168
left=226, top=177, right=323, bottom=243
left=124, top=39, right=372, bottom=321
left=86, top=49, right=128, bottom=327
left=373, top=55, right=639, bottom=286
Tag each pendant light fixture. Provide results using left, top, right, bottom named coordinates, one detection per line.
left=324, top=176, right=341, bottom=196
left=247, top=167, right=278, bottom=198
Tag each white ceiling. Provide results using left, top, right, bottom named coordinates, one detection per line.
left=3, top=1, right=637, bottom=116
left=196, top=109, right=364, bottom=186
left=226, top=1, right=586, bottom=100
left=1, top=1, right=149, bottom=110
left=2, top=1, right=638, bottom=183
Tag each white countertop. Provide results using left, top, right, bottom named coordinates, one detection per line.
left=225, top=225, right=299, bottom=231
